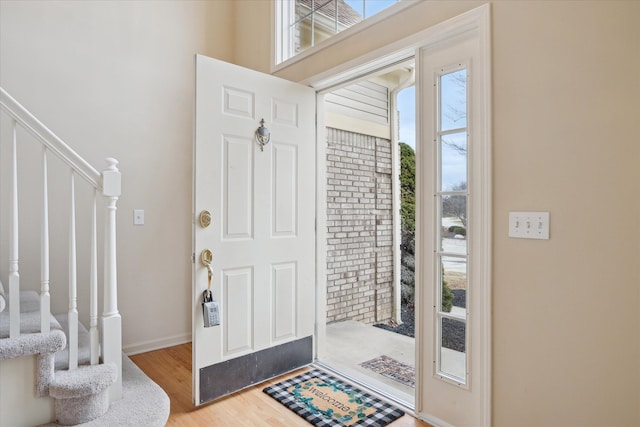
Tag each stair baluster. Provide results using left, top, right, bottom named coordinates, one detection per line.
left=68, top=171, right=79, bottom=370
left=9, top=119, right=20, bottom=339
left=41, top=146, right=51, bottom=333
left=90, top=189, right=99, bottom=365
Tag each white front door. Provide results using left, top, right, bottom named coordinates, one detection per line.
left=193, top=55, right=316, bottom=405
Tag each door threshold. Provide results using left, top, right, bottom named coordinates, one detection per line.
left=312, top=360, right=416, bottom=415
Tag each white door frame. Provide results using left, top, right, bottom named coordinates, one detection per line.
left=305, top=5, right=491, bottom=426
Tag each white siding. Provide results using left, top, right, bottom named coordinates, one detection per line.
left=325, top=81, right=389, bottom=125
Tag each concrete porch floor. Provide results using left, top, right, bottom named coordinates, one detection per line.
left=319, top=320, right=417, bottom=407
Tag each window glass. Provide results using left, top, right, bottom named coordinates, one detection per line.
left=440, top=69, right=467, bottom=131
left=440, top=132, right=467, bottom=192
left=436, top=66, right=469, bottom=385
left=439, top=317, right=466, bottom=382
left=283, top=0, right=400, bottom=61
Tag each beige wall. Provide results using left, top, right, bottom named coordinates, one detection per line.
left=1, top=0, right=639, bottom=426
left=492, top=2, right=640, bottom=425
left=0, top=0, right=234, bottom=352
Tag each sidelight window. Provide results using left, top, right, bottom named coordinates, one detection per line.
left=435, top=66, right=469, bottom=384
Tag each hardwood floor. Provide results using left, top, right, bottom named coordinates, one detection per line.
left=130, top=343, right=431, bottom=426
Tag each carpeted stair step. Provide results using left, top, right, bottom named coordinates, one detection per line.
left=0, top=329, right=67, bottom=396
left=49, top=363, right=117, bottom=426
left=0, top=293, right=92, bottom=369
left=53, top=314, right=92, bottom=370
left=0, top=291, right=63, bottom=339
left=39, top=354, right=170, bottom=427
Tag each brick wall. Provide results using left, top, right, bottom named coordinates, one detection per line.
left=326, top=128, right=395, bottom=324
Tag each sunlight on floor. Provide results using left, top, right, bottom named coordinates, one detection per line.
left=321, top=320, right=416, bottom=407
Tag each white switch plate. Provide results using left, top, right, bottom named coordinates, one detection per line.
left=133, top=209, right=145, bottom=225
left=509, top=211, right=549, bottom=239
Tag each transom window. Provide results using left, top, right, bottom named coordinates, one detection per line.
left=276, top=0, right=401, bottom=65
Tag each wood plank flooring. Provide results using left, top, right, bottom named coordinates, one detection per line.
left=130, top=343, right=431, bottom=426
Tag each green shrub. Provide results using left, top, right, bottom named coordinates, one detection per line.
left=447, top=225, right=466, bottom=236
left=442, top=265, right=454, bottom=313
left=399, top=143, right=415, bottom=235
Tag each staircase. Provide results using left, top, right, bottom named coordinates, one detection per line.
left=0, top=88, right=168, bottom=426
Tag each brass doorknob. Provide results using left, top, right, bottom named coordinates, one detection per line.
left=200, top=249, right=213, bottom=266
left=199, top=210, right=212, bottom=228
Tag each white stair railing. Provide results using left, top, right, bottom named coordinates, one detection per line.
left=0, top=87, right=123, bottom=400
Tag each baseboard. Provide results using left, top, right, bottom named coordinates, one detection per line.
left=123, top=333, right=191, bottom=356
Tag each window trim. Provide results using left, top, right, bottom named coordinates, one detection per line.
left=273, top=0, right=421, bottom=72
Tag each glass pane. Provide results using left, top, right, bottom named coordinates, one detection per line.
left=441, top=194, right=466, bottom=237
left=441, top=215, right=467, bottom=256
left=315, top=1, right=340, bottom=37
left=345, top=0, right=398, bottom=18
left=441, top=256, right=467, bottom=312
left=439, top=317, right=466, bottom=382
left=294, top=16, right=313, bottom=53
left=440, top=132, right=467, bottom=191
left=338, top=0, right=364, bottom=28
left=440, top=213, right=467, bottom=259
left=440, top=69, right=467, bottom=131
left=291, top=1, right=399, bottom=59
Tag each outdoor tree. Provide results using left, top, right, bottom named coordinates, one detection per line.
left=442, top=181, right=467, bottom=227
left=399, top=142, right=415, bottom=235
left=398, top=142, right=453, bottom=312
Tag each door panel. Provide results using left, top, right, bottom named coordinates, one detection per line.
left=272, top=144, right=298, bottom=236
left=193, top=55, right=315, bottom=405
left=272, top=262, right=297, bottom=340
left=223, top=267, right=253, bottom=356
left=223, top=136, right=254, bottom=239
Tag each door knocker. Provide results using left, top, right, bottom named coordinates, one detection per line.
left=255, top=118, right=270, bottom=152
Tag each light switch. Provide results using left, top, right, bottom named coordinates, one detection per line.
left=133, top=209, right=145, bottom=225
left=509, top=211, right=549, bottom=239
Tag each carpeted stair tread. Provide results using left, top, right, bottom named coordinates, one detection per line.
left=49, top=363, right=117, bottom=399
left=0, top=291, right=63, bottom=339
left=6, top=290, right=41, bottom=312
left=39, top=354, right=170, bottom=427
left=53, top=314, right=92, bottom=370
left=49, top=364, right=118, bottom=425
left=0, top=329, right=66, bottom=360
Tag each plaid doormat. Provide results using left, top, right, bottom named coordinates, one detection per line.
left=359, top=356, right=415, bottom=388
left=263, top=369, right=404, bottom=427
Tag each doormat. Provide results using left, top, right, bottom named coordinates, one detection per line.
left=359, top=356, right=415, bottom=388
left=263, top=369, right=404, bottom=427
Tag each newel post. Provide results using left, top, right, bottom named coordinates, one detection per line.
left=102, top=157, right=122, bottom=400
